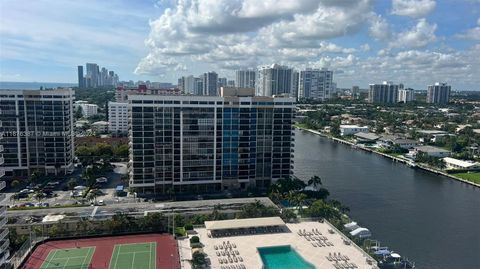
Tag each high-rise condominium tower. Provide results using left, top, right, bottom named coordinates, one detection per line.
left=0, top=89, right=75, bottom=177
left=235, top=70, right=256, bottom=89
left=368, top=81, right=399, bottom=103
left=298, top=68, right=333, bottom=101
left=128, top=88, right=295, bottom=193
left=427, top=82, right=451, bottom=104
left=202, top=72, right=219, bottom=96
left=77, top=65, right=84, bottom=88
left=256, top=64, right=294, bottom=97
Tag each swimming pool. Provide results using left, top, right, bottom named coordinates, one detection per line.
left=258, top=245, right=316, bottom=269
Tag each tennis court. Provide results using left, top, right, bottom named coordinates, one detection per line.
left=108, top=242, right=157, bottom=269
left=39, top=247, right=95, bottom=269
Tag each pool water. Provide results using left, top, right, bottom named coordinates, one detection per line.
left=258, top=245, right=316, bottom=269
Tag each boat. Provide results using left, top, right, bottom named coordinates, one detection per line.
left=379, top=252, right=416, bottom=269
left=407, top=161, right=417, bottom=168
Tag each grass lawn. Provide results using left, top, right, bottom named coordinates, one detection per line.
left=453, top=172, right=480, bottom=184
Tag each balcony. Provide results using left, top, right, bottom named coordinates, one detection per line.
left=0, top=239, right=9, bottom=254
left=0, top=229, right=8, bottom=242
left=0, top=181, right=4, bottom=190
left=0, top=170, right=4, bottom=178
left=0, top=156, right=3, bottom=165
left=0, top=145, right=3, bottom=152
left=0, top=193, right=5, bottom=204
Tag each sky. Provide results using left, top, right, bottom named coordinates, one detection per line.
left=0, top=0, right=479, bottom=90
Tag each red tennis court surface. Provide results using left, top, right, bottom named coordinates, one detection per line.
left=21, top=234, right=180, bottom=269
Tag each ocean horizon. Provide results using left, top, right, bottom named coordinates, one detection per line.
left=0, top=81, right=77, bottom=90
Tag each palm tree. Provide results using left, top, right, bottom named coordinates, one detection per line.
left=33, top=191, right=45, bottom=203
left=87, top=191, right=98, bottom=205
left=307, top=176, right=322, bottom=190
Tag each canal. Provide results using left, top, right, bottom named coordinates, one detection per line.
left=293, top=129, right=480, bottom=269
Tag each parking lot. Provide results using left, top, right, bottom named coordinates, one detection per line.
left=6, top=162, right=130, bottom=209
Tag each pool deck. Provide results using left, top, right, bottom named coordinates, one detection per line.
left=195, top=221, right=378, bottom=269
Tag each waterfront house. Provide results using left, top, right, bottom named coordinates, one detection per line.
left=340, top=125, right=369, bottom=136
left=443, top=157, right=480, bottom=170
left=413, top=146, right=451, bottom=158
left=354, top=132, right=380, bottom=143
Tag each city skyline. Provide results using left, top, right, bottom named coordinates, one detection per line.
left=0, top=0, right=480, bottom=90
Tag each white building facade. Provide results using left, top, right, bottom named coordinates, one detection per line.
left=340, top=125, right=369, bottom=136
left=256, top=64, right=294, bottom=97
left=235, top=70, right=256, bottom=89
left=298, top=68, right=333, bottom=101
left=108, top=102, right=129, bottom=134
left=398, top=88, right=415, bottom=103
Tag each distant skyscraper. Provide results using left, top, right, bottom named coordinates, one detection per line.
left=235, top=70, right=256, bottom=88
left=178, top=75, right=197, bottom=95
left=227, top=80, right=235, bottom=87
left=195, top=78, right=203, bottom=95
left=77, top=65, right=84, bottom=88
left=427, top=82, right=451, bottom=104
left=369, top=81, right=399, bottom=103
left=292, top=70, right=299, bottom=100
left=256, top=64, right=293, bottom=97
left=86, top=63, right=99, bottom=88
left=398, top=88, right=415, bottom=103
left=298, top=68, right=333, bottom=100
left=352, top=86, right=360, bottom=99
left=202, top=72, right=218, bottom=96
left=218, top=77, right=227, bottom=88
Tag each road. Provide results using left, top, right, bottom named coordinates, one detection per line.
left=6, top=197, right=275, bottom=218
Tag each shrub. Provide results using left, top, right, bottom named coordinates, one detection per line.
left=190, top=236, right=200, bottom=244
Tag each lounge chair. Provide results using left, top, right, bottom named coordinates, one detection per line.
left=235, top=250, right=239, bottom=255
left=219, top=258, right=223, bottom=264
left=238, top=256, right=243, bottom=262
left=312, top=242, right=317, bottom=247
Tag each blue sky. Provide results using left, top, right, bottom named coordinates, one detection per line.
left=0, top=0, right=479, bottom=90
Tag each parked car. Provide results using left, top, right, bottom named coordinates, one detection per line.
left=96, top=177, right=108, bottom=184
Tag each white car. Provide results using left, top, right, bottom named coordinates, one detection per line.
left=96, top=177, right=108, bottom=184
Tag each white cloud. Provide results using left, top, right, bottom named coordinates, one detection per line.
left=369, top=14, right=391, bottom=40
left=456, top=18, right=480, bottom=41
left=361, top=44, right=371, bottom=52
left=390, top=19, right=437, bottom=48
left=335, top=45, right=480, bottom=89
left=136, top=0, right=375, bottom=75
left=392, top=0, right=436, bottom=18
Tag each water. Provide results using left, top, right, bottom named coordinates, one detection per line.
left=258, top=245, right=316, bottom=269
left=293, top=129, right=480, bottom=269
left=0, top=81, right=76, bottom=90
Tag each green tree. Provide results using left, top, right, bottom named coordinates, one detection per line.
left=76, top=146, right=94, bottom=166
left=192, top=252, right=206, bottom=269
left=74, top=106, right=83, bottom=119
left=67, top=178, right=77, bottom=191
left=307, top=176, right=322, bottom=189
left=304, top=200, right=341, bottom=221
left=33, top=191, right=45, bottom=203
left=82, top=166, right=99, bottom=187
left=10, top=179, right=20, bottom=189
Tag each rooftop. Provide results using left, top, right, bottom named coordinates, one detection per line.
left=354, top=132, right=380, bottom=141
left=415, top=145, right=451, bottom=153
left=205, top=217, right=285, bottom=231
